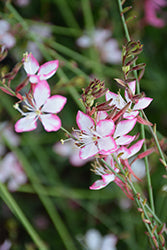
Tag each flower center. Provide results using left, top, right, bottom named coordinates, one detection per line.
left=74, top=127, right=101, bottom=148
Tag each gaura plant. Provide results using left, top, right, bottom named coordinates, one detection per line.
left=0, top=0, right=167, bottom=249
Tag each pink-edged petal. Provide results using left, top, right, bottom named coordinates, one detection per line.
left=29, top=75, right=40, bottom=83
left=133, top=97, right=153, bottom=110
left=79, top=143, right=98, bottom=160
left=23, top=53, right=39, bottom=75
left=15, top=115, right=37, bottom=133
left=106, top=91, right=118, bottom=104
left=116, top=146, right=130, bottom=159
left=98, top=136, right=117, bottom=154
left=114, top=119, right=137, bottom=138
left=128, top=81, right=136, bottom=95
left=40, top=114, right=61, bottom=132
left=96, top=119, right=115, bottom=137
left=76, top=111, right=95, bottom=132
left=96, top=111, right=107, bottom=122
left=38, top=60, right=59, bottom=79
left=41, top=95, right=67, bottom=113
left=116, top=135, right=136, bottom=145
left=128, top=139, right=145, bottom=158
left=124, top=81, right=136, bottom=103
left=89, top=174, right=115, bottom=190
left=123, top=110, right=139, bottom=119
left=33, top=80, right=50, bottom=109
left=106, top=91, right=126, bottom=109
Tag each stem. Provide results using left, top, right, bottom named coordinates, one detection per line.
left=117, top=0, right=155, bottom=213
left=117, top=0, right=131, bottom=41
left=53, top=0, right=80, bottom=29
left=0, top=183, right=47, bottom=250
left=81, top=0, right=104, bottom=79
left=112, top=155, right=166, bottom=247
left=3, top=138, right=77, bottom=250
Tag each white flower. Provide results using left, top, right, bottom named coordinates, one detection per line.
left=0, top=153, right=27, bottom=191
left=23, top=53, right=59, bottom=83
left=75, top=111, right=117, bottom=159
left=0, top=20, right=16, bottom=49
left=84, top=229, right=117, bottom=250
left=106, top=81, right=153, bottom=119
left=14, top=80, right=67, bottom=132
left=76, top=28, right=121, bottom=64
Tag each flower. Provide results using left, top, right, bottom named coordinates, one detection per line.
left=23, top=53, right=59, bottom=83
left=0, top=122, right=20, bottom=157
left=0, top=152, right=27, bottom=191
left=97, top=111, right=137, bottom=146
left=143, top=0, right=167, bottom=28
left=14, top=0, right=30, bottom=7
left=84, top=228, right=117, bottom=250
left=0, top=239, right=12, bottom=250
left=106, top=81, right=153, bottom=119
left=89, top=139, right=144, bottom=191
left=14, top=80, right=67, bottom=132
left=76, top=28, right=121, bottom=64
left=0, top=20, right=16, bottom=49
left=75, top=111, right=117, bottom=159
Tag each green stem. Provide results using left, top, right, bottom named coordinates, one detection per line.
left=53, top=0, right=80, bottom=29
left=18, top=184, right=123, bottom=199
left=112, top=155, right=165, bottom=247
left=0, top=183, right=47, bottom=250
left=142, top=110, right=167, bottom=165
left=117, top=0, right=155, bottom=213
left=81, top=0, right=104, bottom=79
left=3, top=138, right=77, bottom=250
left=117, top=0, right=131, bottom=41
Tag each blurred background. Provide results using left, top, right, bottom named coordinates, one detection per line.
left=0, top=0, right=167, bottom=249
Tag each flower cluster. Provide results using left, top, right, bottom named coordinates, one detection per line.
left=0, top=49, right=153, bottom=199
left=66, top=78, right=153, bottom=197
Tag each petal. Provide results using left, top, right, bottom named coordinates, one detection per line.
left=76, top=111, right=95, bottom=132
left=116, top=135, right=136, bottom=145
left=101, top=235, right=117, bottom=250
left=85, top=229, right=102, bottom=249
left=23, top=53, right=39, bottom=75
left=40, top=114, right=61, bottom=132
left=96, top=111, right=107, bottom=122
left=38, top=60, right=59, bottom=79
left=114, top=119, right=137, bottom=138
left=106, top=91, right=126, bottom=109
left=29, top=75, right=40, bottom=83
left=41, top=95, right=67, bottom=113
left=98, top=136, right=117, bottom=154
left=123, top=110, right=139, bottom=119
left=79, top=143, right=98, bottom=159
left=106, top=91, right=118, bottom=105
left=128, top=81, right=136, bottom=95
left=96, top=119, right=115, bottom=136
left=33, top=80, right=50, bottom=109
left=116, top=146, right=130, bottom=159
left=128, top=139, right=145, bottom=158
left=76, top=35, right=92, bottom=48
left=133, top=97, right=153, bottom=110
left=89, top=174, right=115, bottom=190
left=15, top=115, right=37, bottom=132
